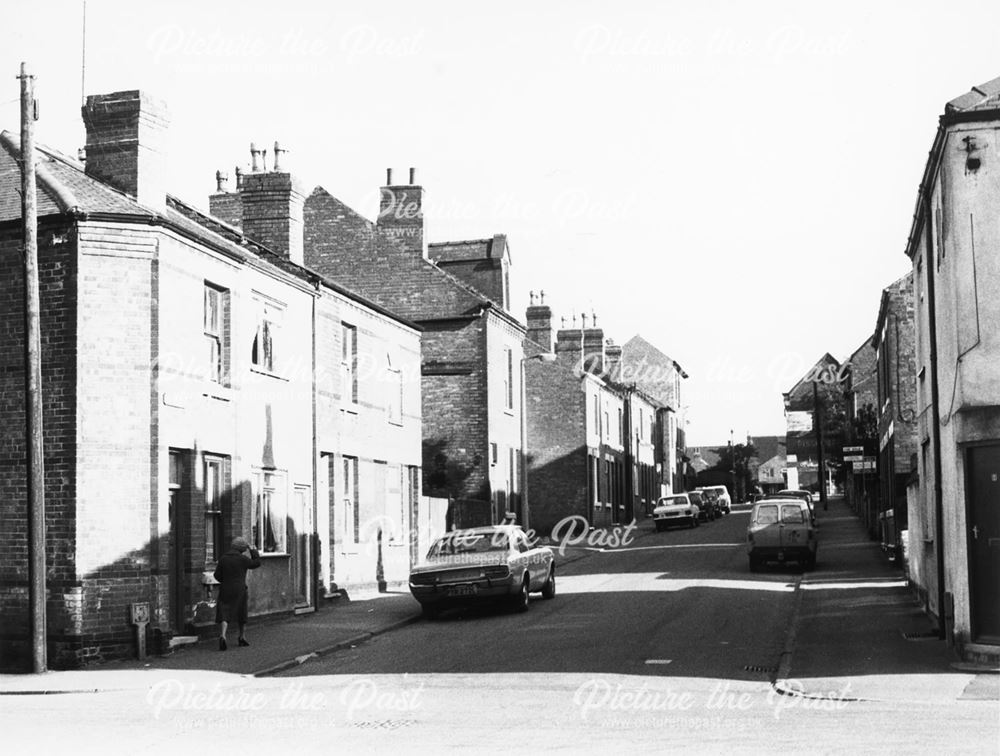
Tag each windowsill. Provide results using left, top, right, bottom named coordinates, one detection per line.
left=388, top=419, right=404, bottom=427
left=203, top=384, right=232, bottom=402
left=388, top=541, right=407, bottom=548
left=258, top=552, right=289, bottom=559
left=340, top=546, right=360, bottom=554
left=504, top=408, right=515, bottom=417
left=342, top=403, right=359, bottom=415
left=250, top=366, right=289, bottom=382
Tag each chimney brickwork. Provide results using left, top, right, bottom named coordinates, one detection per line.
left=378, top=170, right=426, bottom=259
left=82, top=90, right=169, bottom=211
left=240, top=170, right=306, bottom=264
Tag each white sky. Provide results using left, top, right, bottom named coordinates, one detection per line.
left=3, top=1, right=998, bottom=445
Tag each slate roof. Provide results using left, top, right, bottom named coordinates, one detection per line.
left=305, top=187, right=523, bottom=328
left=945, top=75, right=1000, bottom=114
left=0, top=131, right=145, bottom=222
left=0, top=131, right=417, bottom=329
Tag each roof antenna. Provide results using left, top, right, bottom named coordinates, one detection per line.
left=80, top=1, right=88, bottom=106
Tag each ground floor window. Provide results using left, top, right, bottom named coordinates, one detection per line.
left=252, top=469, right=287, bottom=554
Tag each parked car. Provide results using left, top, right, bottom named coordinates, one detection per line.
left=701, top=485, right=731, bottom=514
left=653, top=494, right=700, bottom=531
left=689, top=490, right=716, bottom=521
left=408, top=525, right=555, bottom=619
left=747, top=498, right=817, bottom=571
left=774, top=489, right=816, bottom=524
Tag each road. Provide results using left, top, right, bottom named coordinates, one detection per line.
left=2, top=509, right=996, bottom=753
left=280, top=508, right=797, bottom=680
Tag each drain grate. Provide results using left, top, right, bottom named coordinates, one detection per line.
left=743, top=664, right=774, bottom=673
left=902, top=630, right=940, bottom=641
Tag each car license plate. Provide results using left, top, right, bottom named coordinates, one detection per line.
left=447, top=584, right=477, bottom=597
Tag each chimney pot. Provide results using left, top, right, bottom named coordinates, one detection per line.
left=409, top=167, right=417, bottom=185
left=235, top=166, right=243, bottom=189
left=250, top=142, right=260, bottom=172
left=273, top=141, right=285, bottom=172
left=386, top=167, right=393, bottom=185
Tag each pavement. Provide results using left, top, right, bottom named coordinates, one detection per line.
left=2, top=500, right=997, bottom=702
left=773, top=495, right=999, bottom=704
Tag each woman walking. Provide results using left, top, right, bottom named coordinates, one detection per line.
left=214, top=536, right=262, bottom=650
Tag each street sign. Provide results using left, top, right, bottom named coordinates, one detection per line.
left=786, top=411, right=813, bottom=432
left=844, top=455, right=864, bottom=462
left=843, top=446, right=863, bottom=454
left=853, top=460, right=876, bottom=471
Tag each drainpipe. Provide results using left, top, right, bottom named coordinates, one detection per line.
left=924, top=193, right=947, bottom=641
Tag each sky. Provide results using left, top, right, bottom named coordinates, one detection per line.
left=3, top=0, right=999, bottom=446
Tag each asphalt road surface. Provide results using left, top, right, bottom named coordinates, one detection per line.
left=3, top=510, right=996, bottom=753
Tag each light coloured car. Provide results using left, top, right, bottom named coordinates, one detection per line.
left=653, top=494, right=700, bottom=531
left=701, top=485, right=732, bottom=513
left=409, top=525, right=555, bottom=619
left=747, top=498, right=817, bottom=571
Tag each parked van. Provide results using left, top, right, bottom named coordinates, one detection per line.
left=747, top=498, right=817, bottom=571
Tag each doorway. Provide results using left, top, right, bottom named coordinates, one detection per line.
left=292, top=484, right=314, bottom=611
left=966, top=443, right=1000, bottom=643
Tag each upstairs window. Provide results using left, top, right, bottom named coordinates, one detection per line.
left=342, top=324, right=358, bottom=404
left=204, top=284, right=228, bottom=384
left=251, top=296, right=283, bottom=375
left=504, top=347, right=514, bottom=411
left=386, top=353, right=403, bottom=425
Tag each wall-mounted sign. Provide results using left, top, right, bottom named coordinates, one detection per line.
left=786, top=411, right=813, bottom=432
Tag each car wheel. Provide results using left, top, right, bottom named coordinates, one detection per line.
left=542, top=565, right=556, bottom=599
left=749, top=555, right=760, bottom=572
left=655, top=522, right=664, bottom=532
left=513, top=574, right=530, bottom=612
left=689, top=518, right=697, bottom=529
left=421, top=604, right=440, bottom=620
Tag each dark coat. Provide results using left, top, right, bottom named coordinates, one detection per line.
left=214, top=547, right=261, bottom=623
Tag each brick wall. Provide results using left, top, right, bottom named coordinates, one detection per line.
left=239, top=171, right=306, bottom=265
left=82, top=90, right=169, bottom=211
left=0, top=219, right=79, bottom=670
left=525, top=359, right=587, bottom=536
left=74, top=222, right=158, bottom=665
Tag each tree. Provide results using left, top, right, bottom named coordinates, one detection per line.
left=712, top=443, right=758, bottom=502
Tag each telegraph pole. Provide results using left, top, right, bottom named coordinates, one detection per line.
left=20, top=62, right=47, bottom=673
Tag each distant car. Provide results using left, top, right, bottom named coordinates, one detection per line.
left=747, top=498, right=817, bottom=571
left=774, top=489, right=816, bottom=524
left=701, top=485, right=731, bottom=514
left=689, top=490, right=716, bottom=522
left=409, top=525, right=555, bottom=619
left=653, top=494, right=700, bottom=531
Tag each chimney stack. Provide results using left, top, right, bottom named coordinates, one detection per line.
left=209, top=167, right=243, bottom=229
left=525, top=290, right=553, bottom=352
left=582, top=314, right=605, bottom=375
left=378, top=167, right=426, bottom=259
left=240, top=141, right=306, bottom=264
left=605, top=339, right=622, bottom=380
left=82, top=90, right=169, bottom=211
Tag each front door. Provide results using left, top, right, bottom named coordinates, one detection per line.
left=292, top=485, right=314, bottom=610
left=967, top=444, right=1000, bottom=643
left=167, top=450, right=187, bottom=631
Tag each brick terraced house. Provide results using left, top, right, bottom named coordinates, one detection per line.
left=523, top=301, right=670, bottom=535
left=0, top=90, right=426, bottom=669
left=873, top=272, right=918, bottom=559
left=221, top=168, right=530, bottom=526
